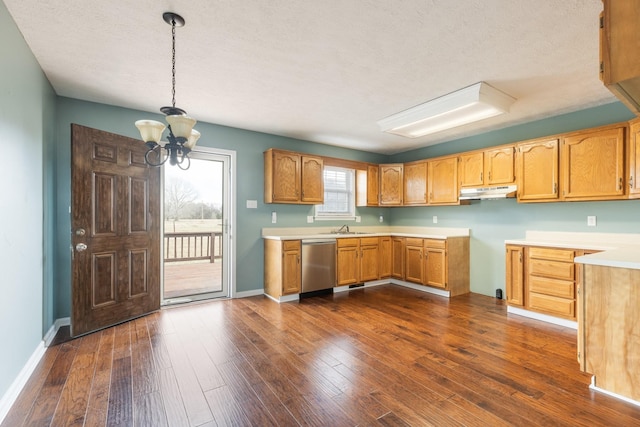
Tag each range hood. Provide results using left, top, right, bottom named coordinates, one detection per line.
left=459, top=185, right=517, bottom=200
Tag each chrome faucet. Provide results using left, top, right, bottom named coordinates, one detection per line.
left=337, top=224, right=350, bottom=233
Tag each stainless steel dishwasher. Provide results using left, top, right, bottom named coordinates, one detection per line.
left=301, top=239, right=336, bottom=294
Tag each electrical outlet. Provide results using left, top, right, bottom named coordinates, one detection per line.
left=379, top=215, right=384, bottom=223
left=355, top=216, right=361, bottom=223
left=433, top=216, right=438, bottom=224
left=307, top=216, right=314, bottom=223
left=587, top=216, right=596, bottom=227
left=271, top=211, right=277, bottom=224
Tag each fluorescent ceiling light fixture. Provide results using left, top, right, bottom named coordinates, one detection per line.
left=377, top=82, right=516, bottom=138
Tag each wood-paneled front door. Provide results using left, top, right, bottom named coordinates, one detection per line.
left=71, top=124, right=161, bottom=337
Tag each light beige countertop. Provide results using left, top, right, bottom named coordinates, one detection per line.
left=506, top=231, right=640, bottom=270
left=262, top=226, right=470, bottom=241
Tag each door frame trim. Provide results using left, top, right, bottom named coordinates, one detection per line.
left=160, top=146, right=237, bottom=303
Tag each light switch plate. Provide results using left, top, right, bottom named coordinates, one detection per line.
left=355, top=216, right=361, bottom=223
left=246, top=200, right=257, bottom=209
left=587, top=216, right=596, bottom=227
left=307, top=216, right=314, bottom=223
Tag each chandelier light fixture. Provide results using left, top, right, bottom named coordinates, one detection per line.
left=135, top=12, right=200, bottom=170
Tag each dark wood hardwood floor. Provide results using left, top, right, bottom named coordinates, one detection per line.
left=3, top=285, right=640, bottom=426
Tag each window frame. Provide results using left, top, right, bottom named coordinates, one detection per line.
left=314, top=165, right=356, bottom=220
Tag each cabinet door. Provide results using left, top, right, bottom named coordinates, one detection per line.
left=367, top=164, right=380, bottom=206
left=485, top=146, right=515, bottom=185
left=629, top=119, right=640, bottom=197
left=337, top=239, right=360, bottom=286
left=380, top=164, right=403, bottom=205
left=517, top=138, right=559, bottom=202
left=301, top=156, right=324, bottom=203
left=428, top=157, right=458, bottom=204
left=505, top=245, right=524, bottom=306
left=459, top=152, right=484, bottom=188
left=405, top=241, right=423, bottom=284
left=424, top=247, right=446, bottom=289
left=403, top=161, right=428, bottom=205
left=282, top=242, right=301, bottom=295
left=272, top=151, right=300, bottom=202
left=391, top=237, right=405, bottom=279
left=379, top=236, right=392, bottom=279
left=360, top=238, right=379, bottom=282
left=561, top=126, right=625, bottom=200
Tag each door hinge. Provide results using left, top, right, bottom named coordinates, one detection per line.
left=599, top=16, right=604, bottom=29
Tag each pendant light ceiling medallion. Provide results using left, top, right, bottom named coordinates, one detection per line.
left=135, top=12, right=200, bottom=170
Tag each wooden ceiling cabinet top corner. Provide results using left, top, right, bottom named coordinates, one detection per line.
left=600, top=0, right=640, bottom=115
left=264, top=149, right=324, bottom=204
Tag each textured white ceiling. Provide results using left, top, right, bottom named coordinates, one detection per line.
left=4, top=0, right=617, bottom=154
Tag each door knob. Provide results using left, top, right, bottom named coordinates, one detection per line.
left=75, top=228, right=86, bottom=236
left=76, top=243, right=88, bottom=252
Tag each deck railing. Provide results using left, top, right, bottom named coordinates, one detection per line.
left=164, top=231, right=223, bottom=263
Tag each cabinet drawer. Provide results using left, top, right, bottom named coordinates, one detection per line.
left=529, top=247, right=575, bottom=262
left=360, top=237, right=379, bottom=246
left=529, top=293, right=575, bottom=319
left=529, top=276, right=575, bottom=299
left=424, top=239, right=446, bottom=249
left=405, top=238, right=423, bottom=247
left=337, top=238, right=359, bottom=247
left=283, top=240, right=300, bottom=251
left=529, top=259, right=575, bottom=280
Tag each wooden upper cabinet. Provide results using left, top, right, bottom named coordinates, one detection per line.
left=485, top=146, right=515, bottom=185
left=600, top=1, right=640, bottom=114
left=301, top=156, right=324, bottom=203
left=264, top=149, right=323, bottom=204
left=403, top=160, right=428, bottom=205
left=380, top=164, right=403, bottom=205
left=517, top=138, right=559, bottom=202
left=428, top=156, right=459, bottom=205
left=459, top=152, right=484, bottom=188
left=367, top=164, right=380, bottom=206
left=460, top=147, right=515, bottom=188
left=561, top=125, right=626, bottom=201
left=628, top=119, right=640, bottom=198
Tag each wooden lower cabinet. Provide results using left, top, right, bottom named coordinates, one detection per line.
left=505, top=244, right=598, bottom=321
left=264, top=239, right=301, bottom=298
left=337, top=237, right=379, bottom=286
left=405, top=237, right=470, bottom=295
left=505, top=245, right=524, bottom=306
left=405, top=238, right=424, bottom=284
left=391, top=237, right=405, bottom=279
left=379, top=236, right=392, bottom=278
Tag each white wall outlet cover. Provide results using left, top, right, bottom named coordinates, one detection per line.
left=246, top=200, right=257, bottom=209
left=379, top=215, right=384, bottom=223
left=433, top=216, right=438, bottom=224
left=355, top=216, right=361, bottom=223
left=307, top=216, right=314, bottom=223
left=587, top=216, right=596, bottom=227
left=271, top=211, right=277, bottom=223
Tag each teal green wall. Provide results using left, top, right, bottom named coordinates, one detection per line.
left=388, top=102, right=637, bottom=296
left=0, top=0, right=56, bottom=404
left=53, top=98, right=388, bottom=316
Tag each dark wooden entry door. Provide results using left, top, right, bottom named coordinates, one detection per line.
left=71, top=124, right=161, bottom=337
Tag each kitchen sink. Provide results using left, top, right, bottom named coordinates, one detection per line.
left=320, top=231, right=371, bottom=235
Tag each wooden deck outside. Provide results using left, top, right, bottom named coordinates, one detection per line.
left=164, top=261, right=222, bottom=299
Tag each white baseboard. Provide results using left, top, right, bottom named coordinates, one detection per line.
left=0, top=317, right=69, bottom=425
left=234, top=289, right=265, bottom=299
left=43, top=317, right=70, bottom=347
left=390, top=279, right=451, bottom=297
left=590, top=376, right=640, bottom=407
left=263, top=293, right=299, bottom=303
left=507, top=306, right=577, bottom=329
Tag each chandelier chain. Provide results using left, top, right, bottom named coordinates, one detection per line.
left=171, top=19, right=176, bottom=109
